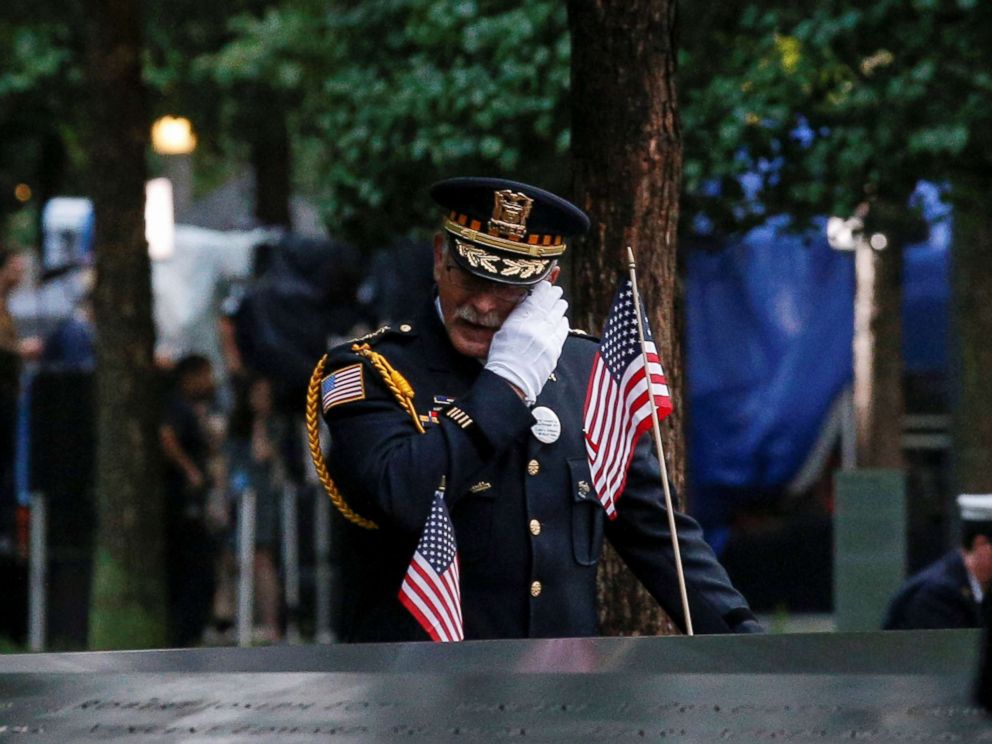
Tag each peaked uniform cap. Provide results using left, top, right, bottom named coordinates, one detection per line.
left=958, top=494, right=992, bottom=522
left=430, top=176, right=590, bottom=285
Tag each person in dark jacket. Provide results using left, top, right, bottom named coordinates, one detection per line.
left=318, top=177, right=760, bottom=642
left=159, top=354, right=218, bottom=646
left=884, top=494, right=992, bottom=630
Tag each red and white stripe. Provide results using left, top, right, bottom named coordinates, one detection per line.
left=399, top=553, right=463, bottom=642
left=583, top=341, right=672, bottom=519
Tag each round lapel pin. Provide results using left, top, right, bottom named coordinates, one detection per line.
left=531, top=406, right=561, bottom=444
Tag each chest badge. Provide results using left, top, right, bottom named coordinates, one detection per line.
left=419, top=410, right=440, bottom=427
left=531, top=406, right=562, bottom=444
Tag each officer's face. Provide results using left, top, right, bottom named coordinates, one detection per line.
left=972, top=535, right=992, bottom=588
left=433, top=235, right=559, bottom=359
left=434, top=237, right=516, bottom=358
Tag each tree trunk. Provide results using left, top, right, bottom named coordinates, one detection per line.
left=950, top=171, right=992, bottom=494
left=853, top=200, right=905, bottom=469
left=568, top=0, right=683, bottom=636
left=84, top=0, right=167, bottom=649
left=248, top=89, right=292, bottom=229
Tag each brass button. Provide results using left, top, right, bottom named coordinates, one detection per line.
left=529, top=519, right=542, bottom=536
left=399, top=323, right=412, bottom=333
left=578, top=480, right=591, bottom=496
left=527, top=459, right=540, bottom=476
left=530, top=581, right=542, bottom=597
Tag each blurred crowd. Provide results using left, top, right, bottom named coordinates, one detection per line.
left=0, top=230, right=433, bottom=648
left=159, top=351, right=287, bottom=646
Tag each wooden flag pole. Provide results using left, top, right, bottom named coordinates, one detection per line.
left=625, top=246, right=694, bottom=635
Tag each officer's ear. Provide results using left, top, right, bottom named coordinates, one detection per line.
left=548, top=265, right=561, bottom=284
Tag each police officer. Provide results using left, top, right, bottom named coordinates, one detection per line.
left=884, top=494, right=992, bottom=630
left=317, top=177, right=760, bottom=642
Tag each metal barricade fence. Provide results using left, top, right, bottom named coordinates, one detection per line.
left=237, top=471, right=332, bottom=646
left=25, top=425, right=335, bottom=651
left=280, top=481, right=301, bottom=644
left=236, top=487, right=256, bottom=648
left=28, top=491, right=46, bottom=652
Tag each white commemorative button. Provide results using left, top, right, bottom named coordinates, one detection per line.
left=531, top=406, right=561, bottom=444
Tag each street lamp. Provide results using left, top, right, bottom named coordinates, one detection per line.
left=150, top=116, right=197, bottom=218
left=151, top=116, right=197, bottom=155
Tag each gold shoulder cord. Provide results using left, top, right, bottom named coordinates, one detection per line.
left=351, top=343, right=425, bottom=435
left=305, top=343, right=426, bottom=530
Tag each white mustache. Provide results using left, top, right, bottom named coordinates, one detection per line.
left=454, top=305, right=502, bottom=328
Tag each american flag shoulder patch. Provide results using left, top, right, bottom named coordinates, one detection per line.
left=321, top=363, right=365, bottom=412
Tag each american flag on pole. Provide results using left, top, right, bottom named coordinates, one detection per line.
left=398, top=487, right=464, bottom=642
left=583, top=278, right=673, bottom=519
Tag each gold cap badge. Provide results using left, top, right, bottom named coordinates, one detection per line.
left=489, top=190, right=534, bottom=241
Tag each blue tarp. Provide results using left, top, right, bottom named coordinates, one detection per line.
left=902, top=236, right=950, bottom=375
left=686, top=210, right=949, bottom=539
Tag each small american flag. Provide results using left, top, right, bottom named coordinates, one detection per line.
left=398, top=487, right=464, bottom=642
left=583, top=278, right=673, bottom=519
left=321, top=364, right=364, bottom=412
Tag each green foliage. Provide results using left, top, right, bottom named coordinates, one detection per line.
left=4, top=203, right=39, bottom=248
left=141, top=0, right=276, bottom=186
left=680, top=0, right=992, bottom=233
left=0, top=24, right=71, bottom=96
left=199, top=0, right=570, bottom=247
left=8, top=0, right=984, bottom=248
left=0, top=11, right=81, bottom=224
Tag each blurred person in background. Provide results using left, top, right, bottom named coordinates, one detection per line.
left=0, top=247, right=42, bottom=550
left=40, top=269, right=95, bottom=373
left=227, top=374, right=286, bottom=644
left=884, top=494, right=992, bottom=630
left=159, top=353, right=219, bottom=646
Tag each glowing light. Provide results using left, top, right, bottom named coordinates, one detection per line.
left=14, top=183, right=31, bottom=202
left=151, top=116, right=197, bottom=155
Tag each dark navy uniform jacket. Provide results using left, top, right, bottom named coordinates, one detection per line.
left=322, top=298, right=760, bottom=642
left=883, top=550, right=983, bottom=630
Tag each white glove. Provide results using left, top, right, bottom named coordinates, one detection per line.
left=485, top=281, right=569, bottom=404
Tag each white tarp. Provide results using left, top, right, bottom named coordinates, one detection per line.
left=152, top=224, right=277, bottom=370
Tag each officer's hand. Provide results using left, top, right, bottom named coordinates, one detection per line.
left=484, top=281, right=569, bottom=404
